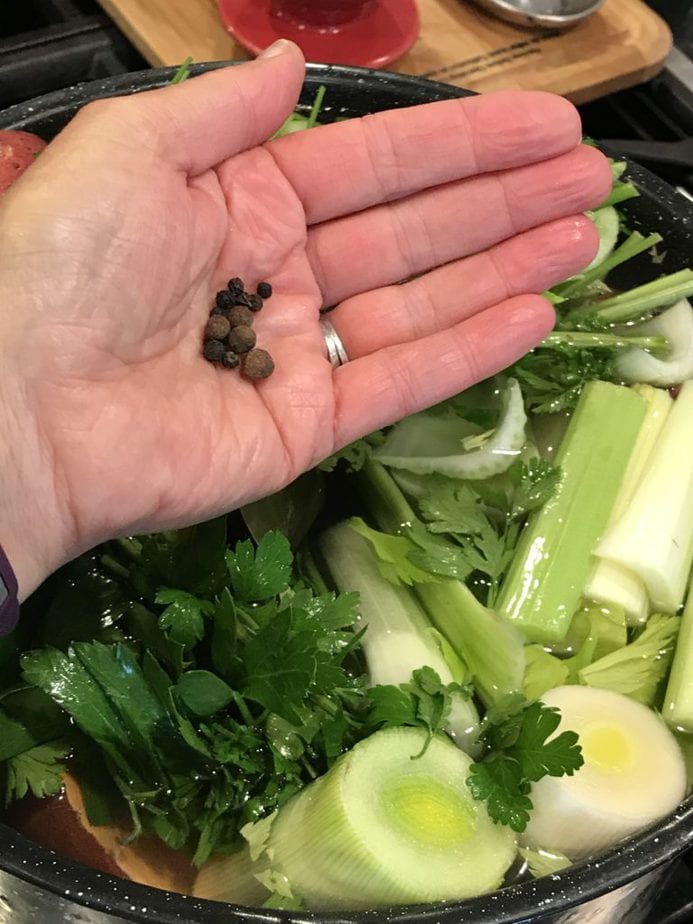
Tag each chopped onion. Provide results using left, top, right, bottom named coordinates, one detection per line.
left=615, top=298, right=693, bottom=386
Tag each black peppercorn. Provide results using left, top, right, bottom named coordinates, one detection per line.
left=203, top=339, right=226, bottom=363
left=242, top=348, right=275, bottom=380
left=227, top=277, right=244, bottom=295
left=225, top=305, right=254, bottom=328
left=215, top=290, right=233, bottom=310
left=222, top=350, right=240, bottom=369
left=228, top=325, right=257, bottom=354
left=246, top=293, right=263, bottom=312
left=204, top=315, right=231, bottom=341
left=256, top=281, right=272, bottom=300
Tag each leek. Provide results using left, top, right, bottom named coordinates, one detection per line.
left=198, top=727, right=516, bottom=910
left=596, top=379, right=693, bottom=612
left=318, top=521, right=480, bottom=753
left=584, top=384, right=673, bottom=624
left=522, top=686, right=687, bottom=860
left=356, top=461, right=525, bottom=707
left=495, top=381, right=647, bottom=644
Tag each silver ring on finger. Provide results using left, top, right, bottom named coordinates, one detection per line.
left=320, top=317, right=350, bottom=369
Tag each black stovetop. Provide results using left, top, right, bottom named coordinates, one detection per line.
left=0, top=1, right=692, bottom=921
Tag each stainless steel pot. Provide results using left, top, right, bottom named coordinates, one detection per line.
left=0, top=62, right=691, bottom=924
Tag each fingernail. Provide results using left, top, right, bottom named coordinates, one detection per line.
left=259, top=39, right=291, bottom=58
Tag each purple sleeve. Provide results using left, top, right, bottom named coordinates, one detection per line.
left=0, top=543, right=19, bottom=636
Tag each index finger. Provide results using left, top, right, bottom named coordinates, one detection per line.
left=267, top=91, right=583, bottom=225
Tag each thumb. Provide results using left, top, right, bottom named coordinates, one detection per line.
left=148, top=41, right=307, bottom=174
left=66, top=40, right=306, bottom=177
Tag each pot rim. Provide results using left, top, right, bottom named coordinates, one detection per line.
left=0, top=60, right=691, bottom=924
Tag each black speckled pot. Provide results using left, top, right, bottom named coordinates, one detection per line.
left=0, top=63, right=692, bottom=924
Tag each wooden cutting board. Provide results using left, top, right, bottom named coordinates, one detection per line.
left=95, top=0, right=672, bottom=105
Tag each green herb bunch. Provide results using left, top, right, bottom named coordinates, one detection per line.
left=0, top=520, right=463, bottom=866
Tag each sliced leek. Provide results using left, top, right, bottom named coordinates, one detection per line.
left=522, top=686, right=686, bottom=860
left=223, top=727, right=515, bottom=910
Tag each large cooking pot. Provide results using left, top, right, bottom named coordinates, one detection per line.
left=0, top=63, right=691, bottom=924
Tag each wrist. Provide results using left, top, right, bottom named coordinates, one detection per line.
left=0, top=374, right=77, bottom=602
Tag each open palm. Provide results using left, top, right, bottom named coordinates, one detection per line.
left=0, top=42, right=611, bottom=597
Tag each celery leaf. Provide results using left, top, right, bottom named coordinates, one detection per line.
left=349, top=518, right=438, bottom=585
left=579, top=613, right=679, bottom=706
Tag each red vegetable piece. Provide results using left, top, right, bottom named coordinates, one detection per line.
left=0, top=129, right=47, bottom=194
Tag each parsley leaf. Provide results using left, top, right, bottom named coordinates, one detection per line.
left=467, top=696, right=583, bottom=832
left=369, top=667, right=469, bottom=756
left=242, top=610, right=316, bottom=723
left=5, top=741, right=71, bottom=805
left=130, top=517, right=228, bottom=600
left=511, top=702, right=582, bottom=782
left=156, top=589, right=214, bottom=650
left=466, top=756, right=532, bottom=831
left=410, top=460, right=560, bottom=606
left=226, top=531, right=292, bottom=602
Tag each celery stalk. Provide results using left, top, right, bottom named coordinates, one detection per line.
left=596, top=380, right=693, bottom=613
left=559, top=231, right=662, bottom=300
left=664, top=577, right=693, bottom=732
left=595, top=270, right=693, bottom=323
left=541, top=331, right=669, bottom=354
left=414, top=579, right=525, bottom=706
left=495, top=381, right=647, bottom=644
left=584, top=384, right=673, bottom=624
left=356, top=461, right=525, bottom=707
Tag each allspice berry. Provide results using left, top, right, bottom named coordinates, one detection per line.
left=257, top=282, right=272, bottom=300
left=203, top=339, right=226, bottom=363
left=227, top=277, right=244, bottom=295
left=204, top=315, right=231, bottom=341
left=215, top=290, right=233, bottom=310
left=242, top=348, right=275, bottom=380
left=225, top=305, right=253, bottom=328
left=231, top=292, right=252, bottom=308
left=228, top=325, right=257, bottom=354
left=222, top=351, right=240, bottom=369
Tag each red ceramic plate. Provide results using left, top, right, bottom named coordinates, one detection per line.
left=218, top=0, right=420, bottom=69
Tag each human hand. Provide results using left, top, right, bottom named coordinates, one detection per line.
left=0, top=41, right=612, bottom=598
